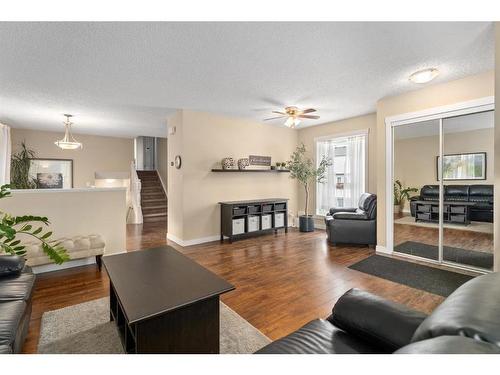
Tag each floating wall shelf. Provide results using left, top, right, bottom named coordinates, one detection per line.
left=211, top=169, right=290, bottom=173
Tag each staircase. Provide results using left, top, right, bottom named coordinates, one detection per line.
left=136, top=170, right=167, bottom=223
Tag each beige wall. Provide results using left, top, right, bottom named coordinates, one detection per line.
left=11, top=128, right=134, bottom=188
left=376, top=70, right=494, bottom=248
left=0, top=188, right=127, bottom=256
left=495, top=23, right=500, bottom=272
left=395, top=128, right=494, bottom=211
left=167, top=110, right=298, bottom=242
left=297, top=114, right=377, bottom=218
left=167, top=111, right=184, bottom=240
left=157, top=137, right=168, bottom=194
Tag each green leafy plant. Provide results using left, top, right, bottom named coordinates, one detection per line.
left=394, top=180, right=418, bottom=207
left=10, top=142, right=36, bottom=189
left=0, top=184, right=69, bottom=264
left=287, top=143, right=332, bottom=216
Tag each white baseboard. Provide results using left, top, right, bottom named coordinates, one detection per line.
left=32, top=257, right=97, bottom=274
left=167, top=225, right=294, bottom=247
left=167, top=233, right=220, bottom=247
left=375, top=245, right=392, bottom=255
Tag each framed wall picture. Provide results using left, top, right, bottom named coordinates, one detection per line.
left=29, top=158, right=73, bottom=189
left=436, top=152, right=487, bottom=181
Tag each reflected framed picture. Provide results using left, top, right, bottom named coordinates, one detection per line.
left=436, top=152, right=486, bottom=181
left=29, top=158, right=73, bottom=189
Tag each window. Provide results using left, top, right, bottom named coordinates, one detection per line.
left=315, top=132, right=367, bottom=215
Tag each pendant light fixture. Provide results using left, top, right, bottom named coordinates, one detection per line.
left=54, top=114, right=83, bottom=150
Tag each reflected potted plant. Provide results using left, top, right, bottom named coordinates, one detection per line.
left=393, top=180, right=418, bottom=214
left=287, top=144, right=331, bottom=232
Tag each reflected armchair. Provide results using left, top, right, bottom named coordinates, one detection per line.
left=324, top=193, right=377, bottom=246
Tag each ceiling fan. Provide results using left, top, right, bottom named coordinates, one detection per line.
left=264, top=106, right=320, bottom=128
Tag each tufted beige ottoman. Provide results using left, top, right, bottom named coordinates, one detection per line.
left=24, top=234, right=105, bottom=270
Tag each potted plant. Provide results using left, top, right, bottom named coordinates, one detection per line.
left=287, top=144, right=331, bottom=232
left=0, top=184, right=69, bottom=264
left=10, top=142, right=37, bottom=189
left=393, top=180, right=418, bottom=214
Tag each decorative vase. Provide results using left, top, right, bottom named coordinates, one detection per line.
left=394, top=205, right=401, bottom=214
left=299, top=215, right=314, bottom=232
left=222, top=157, right=235, bottom=170
left=237, top=158, right=250, bottom=170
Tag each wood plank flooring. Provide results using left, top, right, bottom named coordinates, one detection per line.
left=23, top=222, right=449, bottom=353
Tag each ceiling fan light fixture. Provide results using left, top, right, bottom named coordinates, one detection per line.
left=54, top=114, right=83, bottom=150
left=284, top=117, right=301, bottom=128
left=409, top=68, right=439, bottom=84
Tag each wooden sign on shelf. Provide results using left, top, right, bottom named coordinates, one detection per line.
left=249, top=155, right=271, bottom=167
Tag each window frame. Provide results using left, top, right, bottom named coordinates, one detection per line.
left=314, top=129, right=369, bottom=217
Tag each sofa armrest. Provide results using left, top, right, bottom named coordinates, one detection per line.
left=0, top=256, right=25, bottom=277
left=329, top=288, right=428, bottom=352
left=332, top=212, right=367, bottom=220
left=329, top=207, right=357, bottom=215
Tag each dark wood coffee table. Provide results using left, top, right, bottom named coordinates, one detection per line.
left=103, top=246, right=235, bottom=354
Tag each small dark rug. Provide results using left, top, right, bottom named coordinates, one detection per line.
left=395, top=241, right=493, bottom=270
left=349, top=255, right=474, bottom=297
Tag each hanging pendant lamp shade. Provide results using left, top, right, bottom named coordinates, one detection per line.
left=54, top=114, right=83, bottom=150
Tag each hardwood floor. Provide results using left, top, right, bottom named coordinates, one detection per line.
left=22, top=222, right=447, bottom=353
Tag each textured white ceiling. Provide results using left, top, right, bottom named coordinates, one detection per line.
left=0, top=22, right=494, bottom=138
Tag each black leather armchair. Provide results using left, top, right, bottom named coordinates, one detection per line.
left=256, top=272, right=500, bottom=354
left=324, top=193, right=377, bottom=246
left=0, top=256, right=35, bottom=354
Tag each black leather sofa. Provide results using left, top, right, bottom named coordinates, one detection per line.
left=324, top=193, right=376, bottom=246
left=0, top=256, right=36, bottom=354
left=256, top=272, right=500, bottom=354
left=410, top=184, right=493, bottom=222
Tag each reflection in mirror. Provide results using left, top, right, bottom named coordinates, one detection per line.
left=392, top=119, right=441, bottom=262
left=442, top=111, right=494, bottom=271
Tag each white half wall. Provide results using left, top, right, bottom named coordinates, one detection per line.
left=0, top=188, right=127, bottom=259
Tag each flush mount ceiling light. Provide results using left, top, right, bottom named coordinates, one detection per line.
left=54, top=114, right=83, bottom=150
left=409, top=68, right=439, bottom=84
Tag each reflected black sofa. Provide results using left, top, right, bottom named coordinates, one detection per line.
left=409, top=184, right=493, bottom=222
left=324, top=193, right=377, bottom=246
left=256, top=272, right=500, bottom=354
left=0, top=256, right=35, bottom=354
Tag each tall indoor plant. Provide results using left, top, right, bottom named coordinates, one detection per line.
left=10, top=141, right=36, bottom=189
left=287, top=144, right=331, bottom=232
left=0, top=184, right=69, bottom=264
left=393, top=180, right=418, bottom=214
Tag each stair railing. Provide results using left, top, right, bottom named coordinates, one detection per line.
left=128, top=160, right=143, bottom=224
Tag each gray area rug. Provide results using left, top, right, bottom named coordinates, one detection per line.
left=349, top=255, right=474, bottom=297
left=395, top=241, right=493, bottom=270
left=38, top=298, right=270, bottom=354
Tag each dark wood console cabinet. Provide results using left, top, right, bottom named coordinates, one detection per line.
left=414, top=200, right=476, bottom=225
left=219, top=198, right=289, bottom=243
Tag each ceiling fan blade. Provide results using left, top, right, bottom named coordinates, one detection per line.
left=300, top=108, right=317, bottom=114
left=272, top=111, right=287, bottom=115
left=264, top=116, right=286, bottom=121
left=298, top=115, right=320, bottom=119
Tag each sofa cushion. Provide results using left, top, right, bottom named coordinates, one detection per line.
left=330, top=288, right=428, bottom=352
left=255, top=319, right=383, bottom=354
left=0, top=300, right=26, bottom=347
left=395, top=336, right=500, bottom=354
left=412, top=272, right=500, bottom=346
left=445, top=185, right=470, bottom=201
left=469, top=185, right=493, bottom=202
left=332, top=212, right=368, bottom=220
left=420, top=185, right=439, bottom=201
left=0, top=256, right=25, bottom=277
left=0, top=344, right=12, bottom=354
left=0, top=273, right=36, bottom=302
